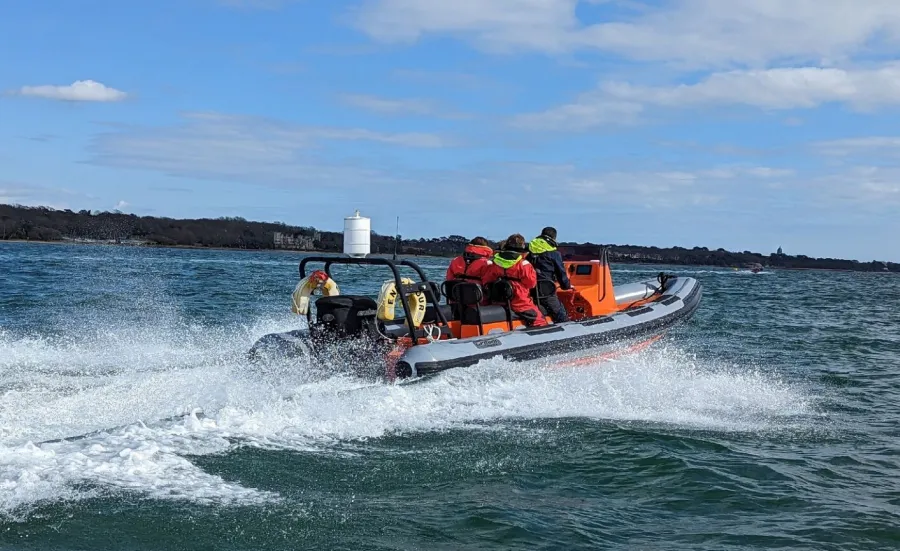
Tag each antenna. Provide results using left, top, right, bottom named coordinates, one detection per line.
left=392, top=216, right=400, bottom=260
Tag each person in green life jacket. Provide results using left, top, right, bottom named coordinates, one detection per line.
left=527, top=226, right=572, bottom=323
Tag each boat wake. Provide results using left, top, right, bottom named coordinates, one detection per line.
left=0, top=318, right=817, bottom=519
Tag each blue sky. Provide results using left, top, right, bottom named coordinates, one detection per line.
left=2, top=0, right=900, bottom=262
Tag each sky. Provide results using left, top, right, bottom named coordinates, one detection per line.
left=2, top=0, right=900, bottom=262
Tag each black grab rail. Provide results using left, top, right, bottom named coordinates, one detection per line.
left=298, top=255, right=451, bottom=343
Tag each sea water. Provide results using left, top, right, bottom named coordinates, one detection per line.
left=1, top=242, right=898, bottom=550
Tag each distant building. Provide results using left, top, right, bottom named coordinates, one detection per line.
left=273, top=231, right=320, bottom=250
left=776, top=246, right=783, bottom=255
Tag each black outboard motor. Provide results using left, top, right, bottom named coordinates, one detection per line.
left=311, top=295, right=381, bottom=341
left=309, top=295, right=393, bottom=378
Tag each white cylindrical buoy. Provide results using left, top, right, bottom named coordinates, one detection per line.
left=343, top=210, right=371, bottom=258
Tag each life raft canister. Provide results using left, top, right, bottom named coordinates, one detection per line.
left=291, top=269, right=340, bottom=315
left=375, top=278, right=427, bottom=327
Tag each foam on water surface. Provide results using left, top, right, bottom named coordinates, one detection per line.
left=0, top=316, right=817, bottom=519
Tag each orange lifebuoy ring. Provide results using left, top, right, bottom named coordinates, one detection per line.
left=291, top=269, right=339, bottom=315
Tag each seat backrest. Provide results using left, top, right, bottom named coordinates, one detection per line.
left=441, top=279, right=462, bottom=302
left=450, top=281, right=484, bottom=306
left=534, top=279, right=556, bottom=299
left=489, top=279, right=515, bottom=303
left=314, top=295, right=378, bottom=337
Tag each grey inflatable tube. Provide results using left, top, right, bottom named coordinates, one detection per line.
left=395, top=276, right=702, bottom=378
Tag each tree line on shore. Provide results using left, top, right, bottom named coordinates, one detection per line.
left=1, top=204, right=897, bottom=272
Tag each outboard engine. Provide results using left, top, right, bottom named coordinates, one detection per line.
left=309, top=295, right=393, bottom=379
left=311, top=295, right=381, bottom=340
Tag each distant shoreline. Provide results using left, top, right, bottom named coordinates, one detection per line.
left=0, top=238, right=430, bottom=259
left=2, top=204, right=896, bottom=272
left=3, top=238, right=890, bottom=274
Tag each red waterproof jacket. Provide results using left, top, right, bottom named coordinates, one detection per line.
left=446, top=244, right=493, bottom=282
left=480, top=251, right=546, bottom=325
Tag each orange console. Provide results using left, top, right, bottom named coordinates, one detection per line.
left=557, top=258, right=619, bottom=320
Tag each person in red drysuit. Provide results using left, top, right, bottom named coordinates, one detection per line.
left=445, top=236, right=493, bottom=282
left=480, top=233, right=547, bottom=327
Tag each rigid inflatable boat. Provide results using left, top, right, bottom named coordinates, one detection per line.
left=248, top=233, right=703, bottom=380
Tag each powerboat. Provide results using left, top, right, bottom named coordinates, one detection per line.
left=248, top=224, right=702, bottom=380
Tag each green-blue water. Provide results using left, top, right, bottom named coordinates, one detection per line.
left=1, top=242, right=898, bottom=550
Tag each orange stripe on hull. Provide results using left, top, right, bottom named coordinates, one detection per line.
left=547, top=332, right=664, bottom=370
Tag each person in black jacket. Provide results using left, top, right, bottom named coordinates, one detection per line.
left=527, top=226, right=572, bottom=322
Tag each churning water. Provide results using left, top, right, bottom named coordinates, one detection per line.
left=1, top=243, right=897, bottom=550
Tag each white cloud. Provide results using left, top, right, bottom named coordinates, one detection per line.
left=604, top=66, right=900, bottom=109
left=741, top=167, right=795, bottom=178
left=314, top=126, right=450, bottom=147
left=74, top=113, right=900, bottom=261
left=654, top=165, right=793, bottom=180
left=352, top=0, right=582, bottom=53
left=353, top=0, right=900, bottom=68
left=511, top=97, right=643, bottom=130
left=813, top=136, right=900, bottom=156
left=146, top=111, right=449, bottom=149
left=813, top=165, right=900, bottom=207
left=340, top=93, right=435, bottom=115
left=862, top=180, right=900, bottom=196
left=83, top=111, right=801, bottom=211
left=15, top=80, right=128, bottom=102
left=0, top=186, right=32, bottom=205
left=114, top=200, right=129, bottom=210
left=432, top=161, right=799, bottom=213
left=0, top=182, right=87, bottom=210
left=339, top=93, right=474, bottom=120
left=75, top=110, right=892, bottom=240
left=391, top=69, right=495, bottom=90
left=353, top=2, right=900, bottom=131
left=513, top=65, right=900, bottom=130
left=564, top=171, right=705, bottom=206
left=87, top=112, right=453, bottom=187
